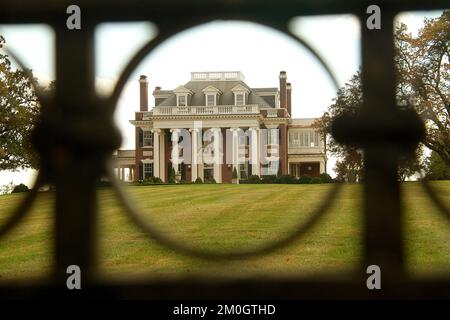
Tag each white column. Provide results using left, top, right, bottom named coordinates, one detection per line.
left=212, top=127, right=222, bottom=183
left=170, top=129, right=180, bottom=174
left=152, top=129, right=160, bottom=178
left=250, top=127, right=260, bottom=176
left=231, top=128, right=239, bottom=176
left=190, top=128, right=199, bottom=181
left=320, top=160, right=325, bottom=174
left=198, top=136, right=204, bottom=181
left=159, top=131, right=166, bottom=181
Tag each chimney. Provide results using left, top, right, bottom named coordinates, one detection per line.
left=286, top=82, right=292, bottom=117
left=279, top=71, right=287, bottom=109
left=139, top=75, right=148, bottom=111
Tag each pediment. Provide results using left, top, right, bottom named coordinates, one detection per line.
left=231, top=84, right=250, bottom=93
left=202, top=85, right=222, bottom=94
left=173, top=85, right=193, bottom=95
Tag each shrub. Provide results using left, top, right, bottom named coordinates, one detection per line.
left=248, top=175, right=262, bottom=184
left=12, top=183, right=29, bottom=193
left=311, top=177, right=322, bottom=184
left=277, top=175, right=297, bottom=184
left=205, top=178, right=216, bottom=184
left=319, top=173, right=334, bottom=183
left=298, top=175, right=312, bottom=184
left=153, top=177, right=163, bottom=184
left=232, top=167, right=238, bottom=179
left=194, top=177, right=203, bottom=184
left=169, top=168, right=176, bottom=183
left=140, top=177, right=164, bottom=185
left=262, top=175, right=277, bottom=184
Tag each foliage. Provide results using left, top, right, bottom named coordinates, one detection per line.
left=12, top=183, right=29, bottom=193
left=169, top=167, right=176, bottom=183
left=314, top=11, right=450, bottom=179
left=425, top=151, right=450, bottom=180
left=310, top=177, right=322, bottom=184
left=248, top=175, right=262, bottom=184
left=232, top=167, right=238, bottom=179
left=0, top=181, right=14, bottom=195
left=334, top=149, right=363, bottom=183
left=261, top=175, right=277, bottom=184
left=398, top=146, right=425, bottom=181
left=205, top=178, right=216, bottom=184
left=298, top=175, right=312, bottom=184
left=194, top=177, right=203, bottom=184
left=277, top=174, right=297, bottom=184
left=0, top=47, right=40, bottom=170
left=395, top=11, right=450, bottom=166
left=139, top=176, right=164, bottom=185
left=319, top=173, right=334, bottom=183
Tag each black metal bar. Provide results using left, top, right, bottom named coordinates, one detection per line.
left=360, top=13, right=404, bottom=273
left=53, top=25, right=98, bottom=283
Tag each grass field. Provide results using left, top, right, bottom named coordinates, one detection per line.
left=0, top=182, right=449, bottom=280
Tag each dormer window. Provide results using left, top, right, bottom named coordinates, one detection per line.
left=231, top=84, right=250, bottom=107
left=206, top=94, right=216, bottom=106
left=173, top=85, right=193, bottom=107
left=235, top=93, right=245, bottom=106
left=177, top=95, right=187, bottom=107
left=202, top=85, right=222, bottom=107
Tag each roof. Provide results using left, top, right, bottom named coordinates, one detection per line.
left=252, top=87, right=278, bottom=93
left=155, top=80, right=276, bottom=107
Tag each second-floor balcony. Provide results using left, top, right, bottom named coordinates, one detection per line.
left=150, top=105, right=260, bottom=116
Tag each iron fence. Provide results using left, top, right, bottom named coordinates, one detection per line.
left=0, top=0, right=449, bottom=299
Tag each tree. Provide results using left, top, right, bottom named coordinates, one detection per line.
left=425, top=151, right=450, bottom=180
left=315, top=11, right=449, bottom=179
left=334, top=149, right=363, bottom=183
left=395, top=11, right=450, bottom=166
left=0, top=38, right=40, bottom=171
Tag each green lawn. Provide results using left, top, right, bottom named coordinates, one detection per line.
left=0, top=182, right=449, bottom=280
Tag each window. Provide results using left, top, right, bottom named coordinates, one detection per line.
left=206, top=94, right=216, bottom=106
left=143, top=130, right=153, bottom=147
left=289, top=131, right=320, bottom=147
left=177, top=95, right=187, bottom=106
left=204, top=164, right=214, bottom=181
left=143, top=163, right=153, bottom=179
left=235, top=93, right=245, bottom=106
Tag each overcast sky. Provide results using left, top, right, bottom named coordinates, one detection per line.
left=0, top=10, right=443, bottom=188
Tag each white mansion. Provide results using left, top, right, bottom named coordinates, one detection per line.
left=114, top=71, right=327, bottom=183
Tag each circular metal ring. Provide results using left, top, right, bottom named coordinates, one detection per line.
left=106, top=18, right=342, bottom=259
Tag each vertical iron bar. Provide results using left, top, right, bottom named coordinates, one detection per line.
left=360, top=13, right=404, bottom=274
left=53, top=25, right=97, bottom=284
